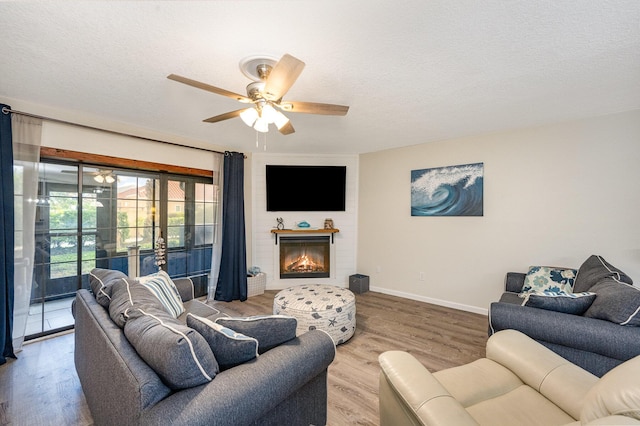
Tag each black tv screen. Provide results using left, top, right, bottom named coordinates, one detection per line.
left=266, top=165, right=346, bottom=211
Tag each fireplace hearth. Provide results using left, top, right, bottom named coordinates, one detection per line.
left=279, top=236, right=330, bottom=279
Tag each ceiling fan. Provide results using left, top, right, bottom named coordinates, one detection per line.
left=91, top=169, right=117, bottom=184
left=60, top=169, right=118, bottom=186
left=167, top=54, right=349, bottom=135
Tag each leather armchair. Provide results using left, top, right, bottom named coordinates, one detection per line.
left=379, top=329, right=640, bottom=426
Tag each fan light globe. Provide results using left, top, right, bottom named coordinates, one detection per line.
left=253, top=117, right=269, bottom=133
left=273, top=110, right=290, bottom=130
left=261, top=103, right=290, bottom=130
left=240, top=108, right=259, bottom=126
left=261, top=104, right=278, bottom=123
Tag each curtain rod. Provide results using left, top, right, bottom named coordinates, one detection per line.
left=1, top=106, right=243, bottom=157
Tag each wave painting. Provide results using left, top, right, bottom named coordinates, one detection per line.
left=411, top=163, right=484, bottom=216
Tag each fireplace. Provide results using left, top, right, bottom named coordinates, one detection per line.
left=279, top=236, right=330, bottom=279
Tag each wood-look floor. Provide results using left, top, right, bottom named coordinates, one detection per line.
left=0, top=291, right=488, bottom=426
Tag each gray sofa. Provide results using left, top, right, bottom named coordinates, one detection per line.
left=489, top=256, right=640, bottom=377
left=73, top=269, right=336, bottom=426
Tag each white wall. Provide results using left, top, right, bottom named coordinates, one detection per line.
left=2, top=97, right=229, bottom=169
left=251, top=153, right=359, bottom=289
left=357, top=109, right=640, bottom=315
left=40, top=120, right=224, bottom=171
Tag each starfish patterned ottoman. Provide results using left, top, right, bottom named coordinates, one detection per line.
left=273, top=284, right=356, bottom=345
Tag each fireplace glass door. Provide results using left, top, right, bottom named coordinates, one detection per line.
left=279, top=236, right=330, bottom=279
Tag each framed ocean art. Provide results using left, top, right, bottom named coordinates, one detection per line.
left=411, top=162, right=484, bottom=216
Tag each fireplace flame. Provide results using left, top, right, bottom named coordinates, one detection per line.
left=286, top=254, right=325, bottom=273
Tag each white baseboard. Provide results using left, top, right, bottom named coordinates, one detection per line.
left=264, top=283, right=488, bottom=316
left=370, top=286, right=488, bottom=316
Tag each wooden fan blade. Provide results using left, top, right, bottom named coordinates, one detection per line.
left=203, top=109, right=248, bottom=123
left=168, top=74, right=251, bottom=103
left=280, top=101, right=349, bottom=116
left=278, top=121, right=295, bottom=135
left=263, top=54, right=305, bottom=101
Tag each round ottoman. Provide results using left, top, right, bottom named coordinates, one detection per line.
left=273, top=284, right=356, bottom=345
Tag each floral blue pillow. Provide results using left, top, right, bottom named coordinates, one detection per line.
left=521, top=266, right=577, bottom=294
left=520, top=291, right=596, bottom=315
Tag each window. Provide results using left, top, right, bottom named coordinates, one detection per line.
left=29, top=160, right=218, bottom=338
left=164, top=179, right=219, bottom=282
left=167, top=179, right=185, bottom=249
left=114, top=174, right=159, bottom=252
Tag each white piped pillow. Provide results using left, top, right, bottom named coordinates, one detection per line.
left=187, top=314, right=259, bottom=370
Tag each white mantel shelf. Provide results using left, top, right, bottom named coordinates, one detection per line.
left=270, top=228, right=339, bottom=245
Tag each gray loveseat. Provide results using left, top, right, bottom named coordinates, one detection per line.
left=73, top=268, right=336, bottom=426
left=489, top=255, right=640, bottom=377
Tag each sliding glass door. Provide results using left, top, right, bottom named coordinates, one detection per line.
left=29, top=163, right=80, bottom=337
left=27, top=160, right=217, bottom=339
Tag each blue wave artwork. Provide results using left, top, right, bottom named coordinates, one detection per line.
left=411, top=162, right=484, bottom=216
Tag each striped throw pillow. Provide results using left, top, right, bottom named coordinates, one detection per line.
left=137, top=270, right=185, bottom=318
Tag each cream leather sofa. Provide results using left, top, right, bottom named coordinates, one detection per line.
left=379, top=330, right=640, bottom=426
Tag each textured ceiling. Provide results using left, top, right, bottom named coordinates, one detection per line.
left=1, top=1, right=639, bottom=154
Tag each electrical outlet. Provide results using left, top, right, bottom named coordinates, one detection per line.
left=376, top=265, right=382, bottom=274
left=419, top=272, right=425, bottom=281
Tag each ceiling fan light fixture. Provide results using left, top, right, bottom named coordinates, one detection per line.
left=253, top=117, right=269, bottom=133
left=94, top=174, right=105, bottom=183
left=273, top=110, right=290, bottom=130
left=105, top=175, right=115, bottom=184
left=261, top=103, right=278, bottom=123
left=261, top=103, right=290, bottom=129
left=240, top=108, right=259, bottom=126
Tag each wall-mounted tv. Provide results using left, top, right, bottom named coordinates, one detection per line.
left=266, top=165, right=346, bottom=212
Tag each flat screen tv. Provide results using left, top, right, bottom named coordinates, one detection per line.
left=266, top=165, right=346, bottom=211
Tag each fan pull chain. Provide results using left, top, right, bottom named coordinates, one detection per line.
left=254, top=130, right=268, bottom=150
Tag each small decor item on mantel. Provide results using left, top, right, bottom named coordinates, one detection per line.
left=276, top=217, right=285, bottom=230
left=154, top=235, right=166, bottom=271
left=295, top=221, right=311, bottom=229
left=324, top=218, right=334, bottom=229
